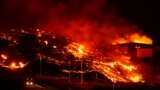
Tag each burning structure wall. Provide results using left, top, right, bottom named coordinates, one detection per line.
left=116, top=43, right=153, bottom=62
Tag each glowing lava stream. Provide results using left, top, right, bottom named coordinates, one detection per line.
left=65, top=42, right=145, bottom=83
left=92, top=58, right=144, bottom=83
left=65, top=42, right=89, bottom=58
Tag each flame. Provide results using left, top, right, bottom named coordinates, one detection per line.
left=1, top=54, right=8, bottom=60
left=11, top=62, right=16, bottom=68
left=4, top=62, right=28, bottom=70
left=127, top=73, right=143, bottom=83
left=65, top=42, right=89, bottom=58
left=113, top=33, right=152, bottom=45
left=130, top=33, right=152, bottom=44
left=19, top=62, right=26, bottom=68
left=44, top=40, right=48, bottom=45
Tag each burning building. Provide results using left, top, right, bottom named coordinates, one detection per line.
left=115, top=43, right=153, bottom=64
left=112, top=33, right=153, bottom=63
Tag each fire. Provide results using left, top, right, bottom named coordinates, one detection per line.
left=63, top=41, right=144, bottom=83
left=11, top=62, right=16, bottom=68
left=1, top=0, right=150, bottom=84
left=113, top=33, right=152, bottom=45
left=130, top=33, right=152, bottom=44
left=92, top=55, right=144, bottom=83
left=19, top=62, right=26, bottom=68
left=127, top=73, right=143, bottom=83
left=44, top=40, right=48, bottom=45
left=6, top=62, right=28, bottom=70
left=1, top=54, right=8, bottom=60
left=65, top=42, right=89, bottom=58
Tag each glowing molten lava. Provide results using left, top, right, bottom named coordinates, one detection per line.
left=1, top=54, right=8, bottom=60
left=32, top=0, right=151, bottom=83
left=92, top=55, right=144, bottom=83
left=65, top=42, right=89, bottom=58
left=64, top=42, right=144, bottom=83
left=113, top=33, right=152, bottom=45
left=1, top=62, right=28, bottom=70
left=9, top=62, right=27, bottom=70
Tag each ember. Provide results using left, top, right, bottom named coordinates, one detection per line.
left=65, top=42, right=89, bottom=58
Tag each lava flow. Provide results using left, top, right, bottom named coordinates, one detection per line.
left=92, top=55, right=144, bottom=83
left=64, top=41, right=145, bottom=83
left=2, top=61, right=28, bottom=70
left=64, top=42, right=89, bottom=58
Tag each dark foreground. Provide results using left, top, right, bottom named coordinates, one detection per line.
left=0, top=75, right=160, bottom=90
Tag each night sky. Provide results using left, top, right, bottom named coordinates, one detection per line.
left=0, top=0, right=159, bottom=44
left=110, top=0, right=160, bottom=44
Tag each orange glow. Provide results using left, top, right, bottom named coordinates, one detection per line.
left=19, top=62, right=26, bottom=68
left=1, top=54, right=8, bottom=60
left=63, top=41, right=144, bottom=83
left=7, top=62, right=27, bottom=70
left=92, top=55, right=144, bottom=83
left=135, top=46, right=141, bottom=49
left=53, top=45, right=57, bottom=49
left=44, top=40, right=48, bottom=45
left=35, top=0, right=149, bottom=83
left=127, top=73, right=143, bottom=83
left=10, top=62, right=17, bottom=69
left=130, top=33, right=152, bottom=44
left=65, top=42, right=89, bottom=58
left=112, top=38, right=128, bottom=45
left=37, top=32, right=42, bottom=37
left=36, top=29, right=43, bottom=37
left=113, top=33, right=152, bottom=45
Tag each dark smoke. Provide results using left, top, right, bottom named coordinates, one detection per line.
left=37, top=0, right=142, bottom=49
left=0, top=0, right=149, bottom=50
